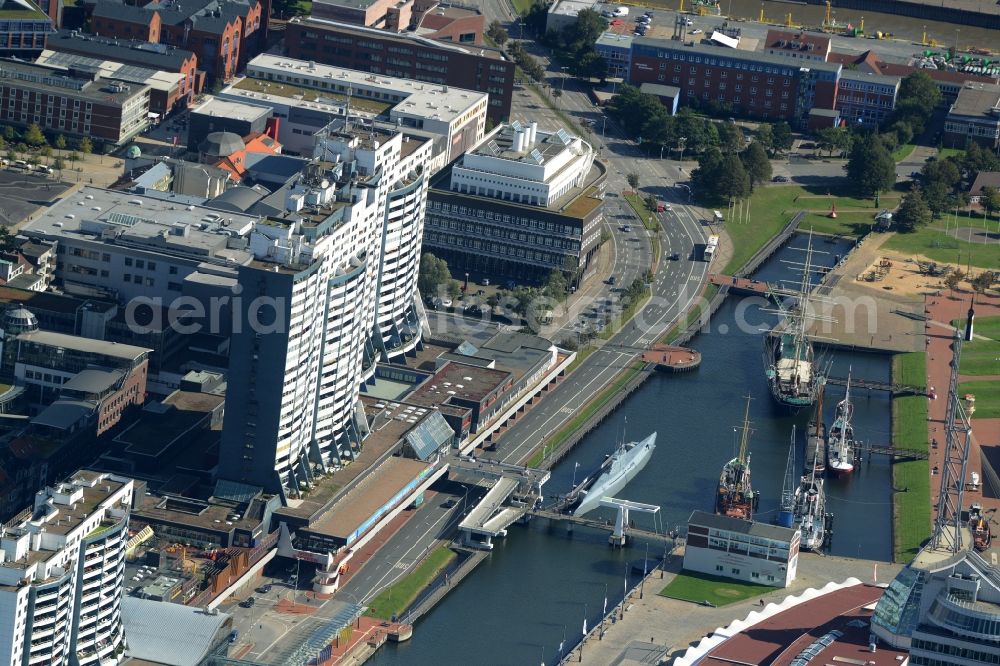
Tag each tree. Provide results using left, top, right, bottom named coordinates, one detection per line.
left=271, top=0, right=308, bottom=18
left=740, top=141, right=772, bottom=190
left=53, top=157, right=65, bottom=172
left=922, top=158, right=961, bottom=190
left=887, top=71, right=942, bottom=136
left=626, top=172, right=640, bottom=192
left=68, top=152, right=80, bottom=163
left=575, top=50, right=608, bottom=81
left=944, top=270, right=962, bottom=295
left=980, top=186, right=1000, bottom=217
left=55, top=134, right=67, bottom=152
left=2, top=126, right=15, bottom=141
left=418, top=252, right=452, bottom=297
left=717, top=153, right=751, bottom=201
left=755, top=123, right=774, bottom=153
left=486, top=20, right=509, bottom=46
left=815, top=127, right=851, bottom=157
left=970, top=270, right=997, bottom=295
left=895, top=187, right=932, bottom=232
left=717, top=121, right=744, bottom=154
left=771, top=122, right=794, bottom=154
left=544, top=269, right=568, bottom=301
left=0, top=226, right=15, bottom=254
left=79, top=137, right=93, bottom=155
left=846, top=136, right=896, bottom=198
left=24, top=123, right=46, bottom=148
left=559, top=8, right=607, bottom=52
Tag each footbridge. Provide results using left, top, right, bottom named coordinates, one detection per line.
left=450, top=455, right=550, bottom=550
left=530, top=498, right=664, bottom=547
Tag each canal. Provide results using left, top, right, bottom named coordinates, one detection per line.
left=376, top=233, right=893, bottom=665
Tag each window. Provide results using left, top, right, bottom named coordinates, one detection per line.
left=124, top=258, right=132, bottom=267
left=751, top=572, right=759, bottom=579
left=731, top=568, right=740, bottom=574
left=715, top=565, right=724, bottom=572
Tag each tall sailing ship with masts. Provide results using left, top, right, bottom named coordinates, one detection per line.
left=716, top=397, right=758, bottom=521
left=763, top=234, right=829, bottom=410
left=827, top=370, right=857, bottom=476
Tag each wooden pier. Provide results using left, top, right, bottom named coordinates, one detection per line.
left=641, top=344, right=701, bottom=372
left=708, top=274, right=773, bottom=296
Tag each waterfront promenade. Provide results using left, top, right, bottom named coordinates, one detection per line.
left=569, top=552, right=901, bottom=665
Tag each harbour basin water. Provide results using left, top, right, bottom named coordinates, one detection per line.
left=377, top=233, right=894, bottom=664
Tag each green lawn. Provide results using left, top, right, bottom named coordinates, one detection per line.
left=957, top=339, right=1000, bottom=376
left=893, top=352, right=928, bottom=390
left=624, top=193, right=660, bottom=232
left=892, top=143, right=916, bottom=162
left=660, top=571, right=774, bottom=606
left=891, top=352, right=932, bottom=562
left=958, top=380, right=1000, bottom=419
left=893, top=460, right=932, bottom=562
left=365, top=545, right=456, bottom=621
left=955, top=315, right=1000, bottom=342
left=884, top=224, right=1000, bottom=271
left=512, top=0, right=534, bottom=14
left=938, top=148, right=965, bottom=160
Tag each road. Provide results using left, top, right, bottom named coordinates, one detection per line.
left=478, top=59, right=710, bottom=466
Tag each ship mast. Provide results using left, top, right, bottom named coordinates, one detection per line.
left=791, top=232, right=815, bottom=366
left=780, top=425, right=796, bottom=513
left=737, top=395, right=752, bottom=469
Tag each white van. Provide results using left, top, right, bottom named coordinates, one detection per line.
left=612, top=6, right=629, bottom=17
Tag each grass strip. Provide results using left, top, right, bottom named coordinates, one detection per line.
left=365, top=545, right=456, bottom=621
left=883, top=224, right=1000, bottom=272
left=623, top=193, right=660, bottom=232
left=892, top=143, right=916, bottom=162
left=958, top=381, right=1000, bottom=419
left=890, top=352, right=931, bottom=562
left=659, top=571, right=774, bottom=606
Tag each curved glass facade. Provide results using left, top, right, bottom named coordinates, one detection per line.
left=926, top=594, right=1000, bottom=642
left=873, top=566, right=926, bottom=641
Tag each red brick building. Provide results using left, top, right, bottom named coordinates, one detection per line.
left=763, top=29, right=831, bottom=62
left=629, top=37, right=840, bottom=123
left=285, top=16, right=512, bottom=123
left=89, top=0, right=266, bottom=83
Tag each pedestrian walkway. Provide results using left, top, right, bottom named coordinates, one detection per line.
left=925, top=291, right=1000, bottom=517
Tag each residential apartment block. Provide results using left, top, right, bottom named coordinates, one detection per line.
left=89, top=0, right=265, bottom=83
left=944, top=82, right=1000, bottom=149
left=219, top=123, right=434, bottom=495
left=0, top=59, right=150, bottom=146
left=218, top=54, right=488, bottom=168
left=284, top=16, right=513, bottom=123
left=424, top=122, right=606, bottom=284
left=0, top=471, right=133, bottom=666
left=628, top=38, right=841, bottom=123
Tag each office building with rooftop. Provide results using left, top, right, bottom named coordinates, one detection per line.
left=0, top=0, right=52, bottom=58
left=217, top=53, right=488, bottom=168
left=284, top=15, right=513, bottom=123
left=424, top=121, right=606, bottom=285
left=944, top=81, right=1000, bottom=149
left=20, top=186, right=258, bottom=305
left=0, top=470, right=133, bottom=666
left=219, top=122, right=435, bottom=497
left=44, top=29, right=203, bottom=112
left=0, top=58, right=150, bottom=146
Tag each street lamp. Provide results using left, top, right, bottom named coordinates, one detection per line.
left=678, top=136, right=688, bottom=162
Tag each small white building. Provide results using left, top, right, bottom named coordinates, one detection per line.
left=547, top=0, right=599, bottom=32
left=684, top=510, right=800, bottom=588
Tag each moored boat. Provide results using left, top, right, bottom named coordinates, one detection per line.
left=716, top=398, right=757, bottom=521
left=827, top=371, right=857, bottom=477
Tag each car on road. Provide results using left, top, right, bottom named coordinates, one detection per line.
left=607, top=275, right=616, bottom=285
left=656, top=202, right=671, bottom=212
left=229, top=630, right=239, bottom=644
left=621, top=224, right=631, bottom=232
left=442, top=498, right=458, bottom=508
left=771, top=175, right=789, bottom=182
left=240, top=597, right=255, bottom=608
left=256, top=584, right=272, bottom=594
left=669, top=252, right=681, bottom=261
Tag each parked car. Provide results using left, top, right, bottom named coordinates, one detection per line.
left=35, top=164, right=53, bottom=174
left=11, top=159, right=29, bottom=170
left=690, top=28, right=703, bottom=34
left=240, top=597, right=255, bottom=608
left=440, top=297, right=453, bottom=308
left=442, top=498, right=458, bottom=508
left=256, top=584, right=272, bottom=594
left=772, top=175, right=789, bottom=182
left=229, top=630, right=239, bottom=643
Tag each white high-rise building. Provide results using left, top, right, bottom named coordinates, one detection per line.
left=219, top=120, right=433, bottom=495
left=0, top=471, right=133, bottom=666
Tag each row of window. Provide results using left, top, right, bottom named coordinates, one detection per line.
left=427, top=200, right=583, bottom=234
left=642, top=49, right=796, bottom=78
left=426, top=218, right=581, bottom=249
left=425, top=233, right=569, bottom=265
left=713, top=564, right=777, bottom=582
